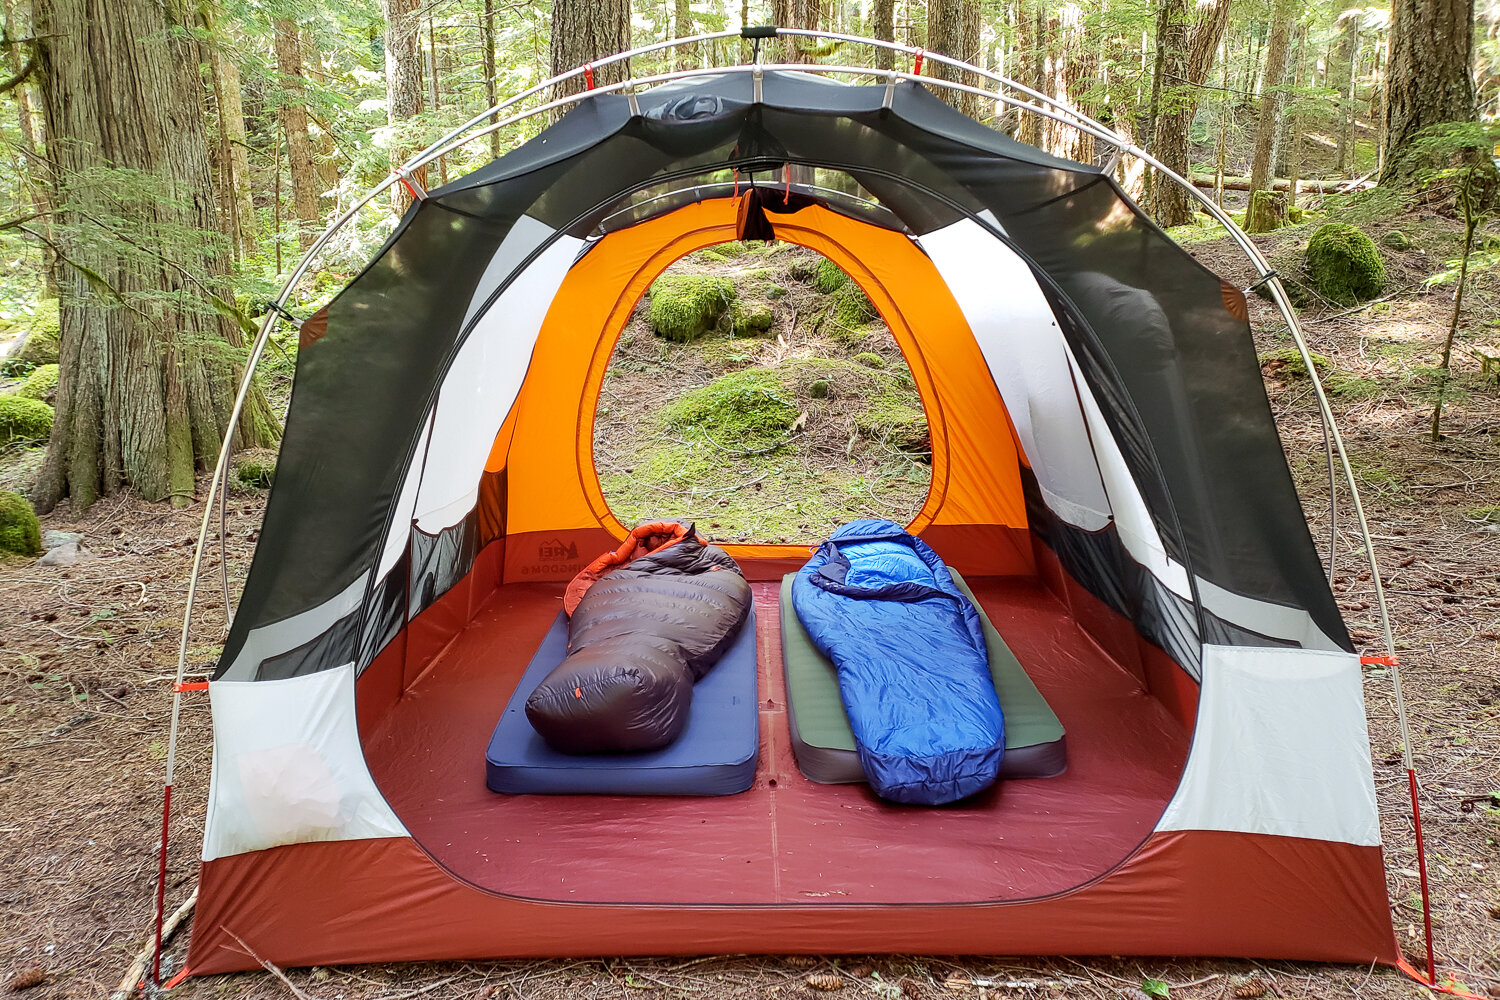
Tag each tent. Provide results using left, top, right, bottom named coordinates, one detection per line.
left=165, top=30, right=1413, bottom=981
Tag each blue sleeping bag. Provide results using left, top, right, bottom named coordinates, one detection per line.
left=791, top=519, right=1005, bottom=805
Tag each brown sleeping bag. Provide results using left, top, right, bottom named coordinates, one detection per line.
left=524, top=521, right=751, bottom=754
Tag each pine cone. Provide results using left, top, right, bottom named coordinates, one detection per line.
left=805, top=973, right=845, bottom=991
left=899, top=979, right=925, bottom=998
left=846, top=963, right=873, bottom=979
left=784, top=955, right=820, bottom=968
left=6, top=968, right=46, bottom=991
left=1233, top=979, right=1268, bottom=999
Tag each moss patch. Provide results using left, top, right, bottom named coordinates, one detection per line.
left=17, top=364, right=58, bottom=402
left=233, top=448, right=277, bottom=489
left=0, top=489, right=40, bottom=556
left=658, top=368, right=800, bottom=444
left=1259, top=346, right=1332, bottom=377
left=648, top=275, right=735, bottom=342
left=0, top=396, right=53, bottom=444
left=814, top=258, right=852, bottom=294
left=854, top=352, right=886, bottom=369
left=1305, top=223, right=1386, bottom=305
left=729, top=300, right=774, bottom=337
left=15, top=300, right=60, bottom=367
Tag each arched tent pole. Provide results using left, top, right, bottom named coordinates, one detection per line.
left=159, top=30, right=1428, bottom=990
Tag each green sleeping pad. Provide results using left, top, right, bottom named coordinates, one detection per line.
left=779, top=570, right=1067, bottom=783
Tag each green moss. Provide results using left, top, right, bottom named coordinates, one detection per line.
left=814, top=258, right=851, bottom=294
left=1326, top=375, right=1382, bottom=400
left=0, top=489, right=40, bottom=556
left=808, top=379, right=831, bottom=398
left=16, top=299, right=60, bottom=367
left=693, top=242, right=749, bottom=263
left=1466, top=505, right=1500, bottom=524
left=854, top=352, right=886, bottom=369
left=855, top=383, right=929, bottom=451
left=729, top=300, right=774, bottom=337
left=658, top=368, right=799, bottom=444
left=17, top=363, right=58, bottom=401
left=648, top=275, right=736, bottom=342
left=0, top=396, right=53, bottom=444
left=764, top=283, right=788, bottom=300
left=233, top=449, right=277, bottom=489
left=1258, top=346, right=1332, bottom=377
left=1382, top=230, right=1413, bottom=251
left=1305, top=223, right=1386, bottom=305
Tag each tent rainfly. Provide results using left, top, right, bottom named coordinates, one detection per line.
left=157, top=29, right=1436, bottom=986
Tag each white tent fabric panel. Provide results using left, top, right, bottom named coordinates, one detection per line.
left=918, top=219, right=1112, bottom=532
left=202, top=665, right=408, bottom=860
left=1156, top=645, right=1380, bottom=846
left=219, top=571, right=370, bottom=682
left=411, top=231, right=585, bottom=532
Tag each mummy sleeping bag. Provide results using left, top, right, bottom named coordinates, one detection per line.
left=525, top=521, right=751, bottom=754
left=791, top=520, right=1006, bottom=804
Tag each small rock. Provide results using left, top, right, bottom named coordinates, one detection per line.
left=7, top=967, right=46, bottom=991
left=41, top=530, right=82, bottom=551
left=36, top=541, right=93, bottom=567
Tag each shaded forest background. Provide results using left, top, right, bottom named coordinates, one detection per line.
left=0, top=0, right=1493, bottom=506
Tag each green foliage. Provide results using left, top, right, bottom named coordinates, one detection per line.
left=1465, top=504, right=1500, bottom=524
left=0, top=490, right=41, bottom=557
left=808, top=378, right=831, bottom=398
left=0, top=396, right=54, bottom=445
left=1305, top=223, right=1386, bottom=305
left=854, top=352, right=886, bottom=369
left=17, top=364, right=59, bottom=402
left=658, top=368, right=799, bottom=443
left=728, top=300, right=774, bottom=337
left=1259, top=347, right=1332, bottom=376
left=234, top=449, right=278, bottom=489
left=814, top=258, right=852, bottom=294
left=1382, top=230, right=1413, bottom=250
left=15, top=300, right=60, bottom=367
left=1141, top=979, right=1170, bottom=999
left=648, top=275, right=736, bottom=342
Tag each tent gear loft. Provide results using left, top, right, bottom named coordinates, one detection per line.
left=156, top=27, right=1441, bottom=985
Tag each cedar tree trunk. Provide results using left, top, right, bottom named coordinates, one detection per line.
left=1382, top=0, right=1476, bottom=183
left=32, top=0, right=279, bottom=513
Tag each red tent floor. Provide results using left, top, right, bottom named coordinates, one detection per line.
left=360, top=577, right=1190, bottom=906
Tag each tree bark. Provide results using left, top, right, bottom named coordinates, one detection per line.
left=1247, top=2, right=1294, bottom=201
left=273, top=18, right=318, bottom=248
left=303, top=32, right=341, bottom=210
left=205, top=24, right=256, bottom=257
left=32, top=0, right=278, bottom=513
left=674, top=0, right=695, bottom=69
left=481, top=0, right=499, bottom=159
left=771, top=0, right=818, bottom=62
left=549, top=0, right=629, bottom=102
left=872, top=0, right=895, bottom=69
left=1333, top=11, right=1360, bottom=175
left=380, top=0, right=428, bottom=210
left=1383, top=0, right=1477, bottom=183
left=926, top=0, right=981, bottom=116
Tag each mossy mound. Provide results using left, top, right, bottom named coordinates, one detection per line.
left=15, top=300, right=60, bottom=367
left=17, top=364, right=58, bottom=402
left=648, top=275, right=736, bottom=342
left=233, top=448, right=278, bottom=489
left=1258, top=347, right=1332, bottom=378
left=814, top=258, right=852, bottom=294
left=729, top=300, right=774, bottom=337
left=0, top=489, right=41, bottom=556
left=1305, top=223, right=1386, bottom=305
left=853, top=352, right=886, bottom=369
left=0, top=396, right=53, bottom=444
left=1381, top=230, right=1412, bottom=251
left=659, top=368, right=799, bottom=444
left=693, top=242, right=750, bottom=263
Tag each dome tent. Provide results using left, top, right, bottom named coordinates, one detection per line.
left=159, top=30, right=1418, bottom=983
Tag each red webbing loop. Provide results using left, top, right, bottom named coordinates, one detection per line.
left=162, top=966, right=192, bottom=990
left=1396, top=958, right=1486, bottom=999
left=173, top=681, right=209, bottom=693
left=584, top=63, right=595, bottom=90
left=783, top=163, right=791, bottom=198
left=1360, top=654, right=1399, bottom=666
left=912, top=48, right=925, bottom=76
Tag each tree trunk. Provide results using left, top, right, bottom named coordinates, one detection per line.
left=1245, top=188, right=1288, bottom=233
left=872, top=0, right=895, bottom=69
left=381, top=0, right=429, bottom=211
left=273, top=18, right=318, bottom=248
left=1383, top=0, right=1477, bottom=183
left=303, top=32, right=341, bottom=210
left=204, top=23, right=256, bottom=257
left=771, top=0, right=818, bottom=62
left=2, top=0, right=56, bottom=293
left=481, top=0, right=499, bottom=159
left=550, top=0, right=630, bottom=103
left=1334, top=11, right=1360, bottom=175
left=1016, top=0, right=1043, bottom=147
left=1145, top=0, right=1230, bottom=225
left=31, top=0, right=279, bottom=514
left=926, top=0, right=982, bottom=116
left=674, top=0, right=695, bottom=68
left=1247, top=2, right=1294, bottom=201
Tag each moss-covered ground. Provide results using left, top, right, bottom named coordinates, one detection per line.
left=594, top=242, right=931, bottom=543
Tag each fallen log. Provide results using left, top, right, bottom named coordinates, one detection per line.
left=1188, top=174, right=1374, bottom=193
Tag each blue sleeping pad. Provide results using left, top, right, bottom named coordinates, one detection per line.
left=790, top=519, right=1005, bottom=805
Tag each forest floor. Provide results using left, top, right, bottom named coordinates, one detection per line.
left=2, top=195, right=1500, bottom=1000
